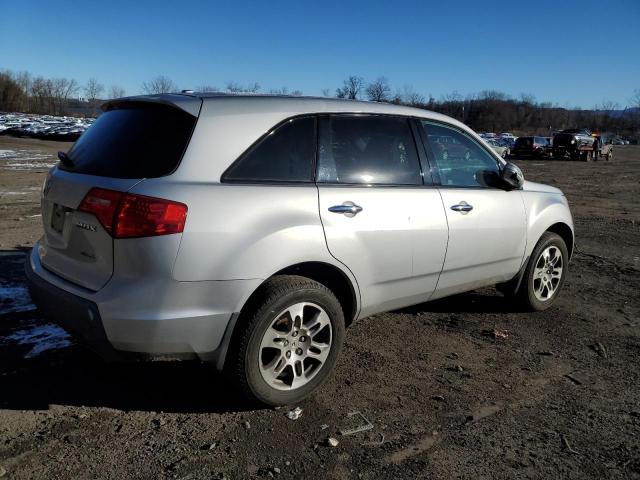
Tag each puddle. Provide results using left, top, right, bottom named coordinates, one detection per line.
left=3, top=323, right=72, bottom=358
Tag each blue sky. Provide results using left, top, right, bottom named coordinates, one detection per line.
left=1, top=0, right=639, bottom=108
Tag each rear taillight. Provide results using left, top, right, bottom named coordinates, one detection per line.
left=78, top=188, right=123, bottom=235
left=78, top=188, right=188, bottom=238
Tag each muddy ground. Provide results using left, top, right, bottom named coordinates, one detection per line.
left=0, top=136, right=639, bottom=479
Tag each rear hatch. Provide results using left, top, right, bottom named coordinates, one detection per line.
left=39, top=99, right=199, bottom=291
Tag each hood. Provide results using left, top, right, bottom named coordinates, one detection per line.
left=522, top=180, right=563, bottom=195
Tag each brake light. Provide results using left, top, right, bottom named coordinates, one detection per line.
left=115, top=193, right=188, bottom=238
left=78, top=188, right=123, bottom=234
left=78, top=188, right=188, bottom=238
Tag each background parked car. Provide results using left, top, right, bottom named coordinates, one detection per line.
left=486, top=138, right=510, bottom=158
left=512, top=136, right=550, bottom=158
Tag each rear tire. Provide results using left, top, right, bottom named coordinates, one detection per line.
left=512, top=232, right=568, bottom=311
left=226, top=275, right=345, bottom=406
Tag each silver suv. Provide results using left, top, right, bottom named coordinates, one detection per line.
left=26, top=94, right=574, bottom=405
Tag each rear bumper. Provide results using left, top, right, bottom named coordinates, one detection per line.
left=26, top=245, right=260, bottom=362
left=25, top=254, right=115, bottom=358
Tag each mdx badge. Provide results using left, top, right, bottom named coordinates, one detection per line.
left=75, top=221, right=97, bottom=232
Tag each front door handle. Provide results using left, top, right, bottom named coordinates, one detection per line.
left=450, top=201, right=473, bottom=214
left=328, top=202, right=363, bottom=217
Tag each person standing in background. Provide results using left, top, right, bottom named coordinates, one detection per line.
left=592, top=136, right=600, bottom=161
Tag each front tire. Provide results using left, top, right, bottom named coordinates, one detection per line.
left=226, top=275, right=345, bottom=406
left=513, top=232, right=568, bottom=311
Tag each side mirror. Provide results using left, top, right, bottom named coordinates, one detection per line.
left=500, top=162, right=524, bottom=190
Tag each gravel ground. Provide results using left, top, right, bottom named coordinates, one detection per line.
left=0, top=137, right=639, bottom=479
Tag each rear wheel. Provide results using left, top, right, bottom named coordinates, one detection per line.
left=226, top=275, right=345, bottom=406
left=512, top=232, right=568, bottom=311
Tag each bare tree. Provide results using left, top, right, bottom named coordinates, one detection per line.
left=225, top=81, right=260, bottom=93
left=336, top=76, right=364, bottom=99
left=109, top=85, right=126, bottom=99
left=84, top=78, right=104, bottom=103
left=518, top=93, right=536, bottom=105
left=400, top=85, right=425, bottom=106
left=0, top=71, right=27, bottom=112
left=630, top=89, right=640, bottom=109
left=141, top=75, right=177, bottom=94
left=365, top=77, right=391, bottom=102
left=196, top=85, right=219, bottom=92
left=49, top=77, right=78, bottom=115
left=268, top=87, right=289, bottom=95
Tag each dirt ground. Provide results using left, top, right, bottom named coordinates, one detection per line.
left=0, top=136, right=639, bottom=480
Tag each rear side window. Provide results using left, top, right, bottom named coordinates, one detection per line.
left=317, top=115, right=422, bottom=185
left=65, top=103, right=197, bottom=178
left=223, top=116, right=316, bottom=183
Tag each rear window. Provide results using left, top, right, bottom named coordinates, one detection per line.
left=64, top=103, right=197, bottom=178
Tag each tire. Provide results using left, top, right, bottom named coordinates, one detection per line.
left=226, top=275, right=345, bottom=406
left=513, top=232, right=569, bottom=311
left=607, top=150, right=613, bottom=161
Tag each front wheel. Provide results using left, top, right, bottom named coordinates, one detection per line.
left=513, top=232, right=568, bottom=311
left=226, top=275, right=345, bottom=406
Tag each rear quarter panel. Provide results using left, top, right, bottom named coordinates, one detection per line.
left=129, top=181, right=348, bottom=280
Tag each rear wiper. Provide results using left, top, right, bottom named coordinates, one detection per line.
left=57, top=151, right=74, bottom=168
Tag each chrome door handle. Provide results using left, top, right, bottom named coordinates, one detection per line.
left=328, top=202, right=363, bottom=217
left=450, top=201, right=473, bottom=213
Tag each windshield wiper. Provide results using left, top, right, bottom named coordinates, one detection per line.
left=57, top=151, right=74, bottom=169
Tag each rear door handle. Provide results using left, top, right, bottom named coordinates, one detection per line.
left=450, top=201, right=473, bottom=214
left=328, top=202, right=363, bottom=217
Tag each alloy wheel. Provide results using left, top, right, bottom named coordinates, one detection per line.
left=532, top=246, right=563, bottom=302
left=258, top=302, right=332, bottom=391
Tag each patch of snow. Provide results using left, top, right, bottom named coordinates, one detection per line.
left=0, top=284, right=36, bottom=315
left=0, top=149, right=17, bottom=158
left=0, top=149, right=56, bottom=170
left=0, top=285, right=36, bottom=315
left=4, top=324, right=72, bottom=358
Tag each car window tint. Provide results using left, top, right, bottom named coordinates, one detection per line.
left=420, top=121, right=500, bottom=188
left=317, top=115, right=422, bottom=185
left=65, top=104, right=196, bottom=179
left=223, top=116, right=316, bottom=182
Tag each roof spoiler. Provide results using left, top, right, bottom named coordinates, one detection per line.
left=101, top=94, right=202, bottom=117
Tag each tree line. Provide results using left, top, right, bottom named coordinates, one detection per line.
left=0, top=70, right=125, bottom=116
left=1, top=70, right=638, bottom=138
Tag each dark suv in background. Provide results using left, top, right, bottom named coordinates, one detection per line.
left=511, top=136, right=550, bottom=158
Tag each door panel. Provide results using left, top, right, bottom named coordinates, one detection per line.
left=434, top=189, right=526, bottom=298
left=316, top=114, right=448, bottom=317
left=416, top=119, right=527, bottom=299
left=318, top=187, right=448, bottom=317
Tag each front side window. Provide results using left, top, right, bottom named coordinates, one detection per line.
left=223, top=116, right=316, bottom=183
left=420, top=121, right=501, bottom=188
left=317, top=115, right=422, bottom=185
